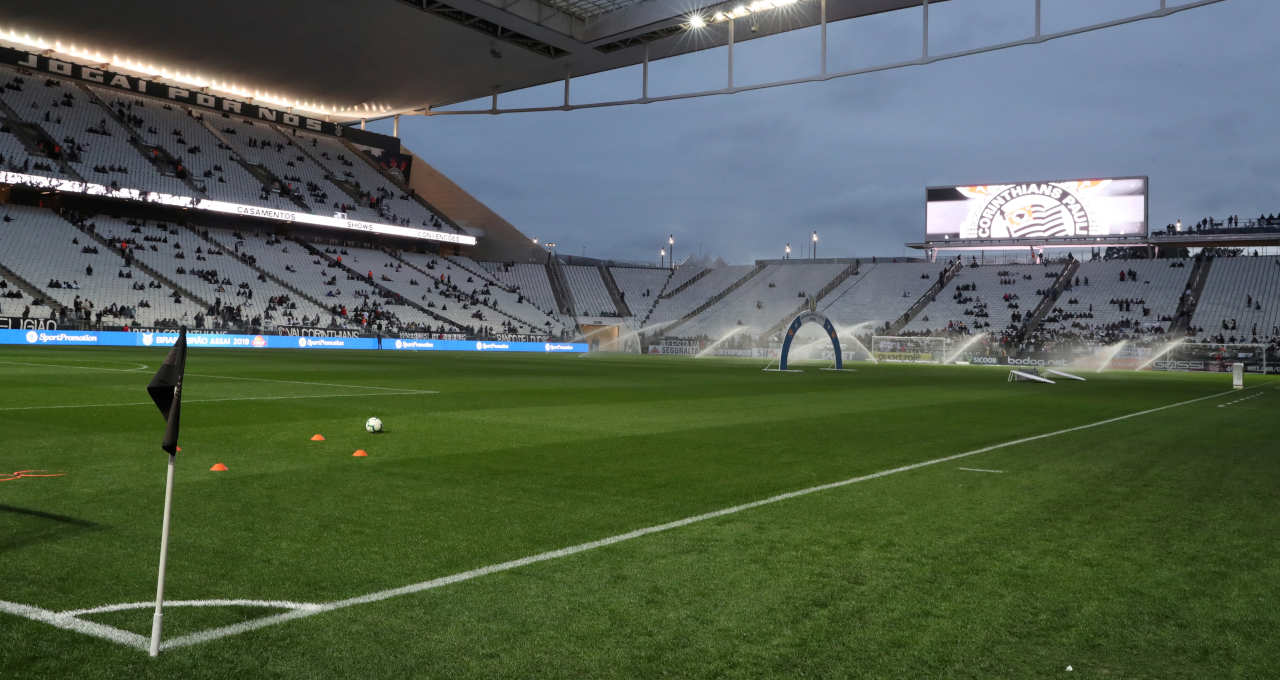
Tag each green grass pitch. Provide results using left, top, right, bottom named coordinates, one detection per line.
left=1, top=346, right=1277, bottom=679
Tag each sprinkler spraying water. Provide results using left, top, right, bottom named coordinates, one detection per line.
left=1135, top=337, right=1186, bottom=371
left=943, top=332, right=988, bottom=365
left=839, top=324, right=879, bottom=364
left=695, top=326, right=751, bottom=358
left=1094, top=339, right=1129, bottom=373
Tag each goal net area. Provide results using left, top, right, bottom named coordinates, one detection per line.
left=1154, top=342, right=1269, bottom=374
left=871, top=336, right=952, bottom=364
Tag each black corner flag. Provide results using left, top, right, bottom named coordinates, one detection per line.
left=146, top=328, right=188, bottom=454
left=146, top=328, right=188, bottom=656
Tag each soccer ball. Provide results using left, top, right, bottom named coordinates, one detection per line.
left=364, top=417, right=383, bottom=433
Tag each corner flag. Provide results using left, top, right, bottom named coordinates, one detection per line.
left=146, top=328, right=187, bottom=454
left=144, top=327, right=187, bottom=656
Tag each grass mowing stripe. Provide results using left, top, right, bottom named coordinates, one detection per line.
left=151, top=386, right=1242, bottom=653
left=0, top=390, right=439, bottom=411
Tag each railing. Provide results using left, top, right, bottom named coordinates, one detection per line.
left=1017, top=259, right=1079, bottom=340
left=661, top=263, right=765, bottom=336
left=885, top=259, right=963, bottom=335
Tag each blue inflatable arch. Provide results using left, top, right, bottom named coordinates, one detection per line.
left=778, top=311, right=842, bottom=371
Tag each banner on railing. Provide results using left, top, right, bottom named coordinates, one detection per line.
left=0, top=329, right=585, bottom=353
left=0, top=317, right=57, bottom=331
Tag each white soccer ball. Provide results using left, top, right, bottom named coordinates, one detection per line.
left=364, top=417, right=383, bottom=433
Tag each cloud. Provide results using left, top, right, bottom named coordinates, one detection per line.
left=404, top=0, right=1277, bottom=264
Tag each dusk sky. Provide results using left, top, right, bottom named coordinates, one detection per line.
left=376, top=0, right=1275, bottom=264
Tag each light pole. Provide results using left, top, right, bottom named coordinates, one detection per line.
left=668, top=235, right=675, bottom=270
left=660, top=248, right=665, bottom=268
left=811, top=230, right=818, bottom=260
left=785, top=243, right=791, bottom=260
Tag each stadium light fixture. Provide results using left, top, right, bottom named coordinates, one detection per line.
left=707, top=0, right=798, bottom=24
left=688, top=14, right=707, bottom=29
left=0, top=25, right=382, bottom=118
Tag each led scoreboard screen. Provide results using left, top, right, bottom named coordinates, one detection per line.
left=926, top=176, right=1147, bottom=241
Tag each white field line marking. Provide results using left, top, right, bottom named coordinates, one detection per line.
left=0, top=389, right=437, bottom=412
left=0, top=358, right=417, bottom=392
left=186, top=372, right=417, bottom=392
left=143, top=386, right=1245, bottom=652
left=1217, top=393, right=1263, bottom=408
left=957, top=467, right=1004, bottom=474
left=0, top=600, right=147, bottom=651
left=0, top=359, right=150, bottom=372
left=63, top=599, right=323, bottom=617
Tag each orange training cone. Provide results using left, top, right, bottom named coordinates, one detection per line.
left=209, top=463, right=229, bottom=472
left=352, top=450, right=368, bottom=457
left=310, top=434, right=326, bottom=441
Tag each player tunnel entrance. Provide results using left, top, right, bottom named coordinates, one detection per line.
left=778, top=311, right=842, bottom=371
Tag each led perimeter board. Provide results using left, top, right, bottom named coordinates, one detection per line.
left=926, top=176, right=1148, bottom=241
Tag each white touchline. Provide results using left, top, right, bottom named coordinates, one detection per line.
left=0, top=600, right=148, bottom=651
left=0, top=358, right=420, bottom=392
left=0, top=387, right=1250, bottom=653
left=186, top=372, right=419, bottom=392
left=0, top=390, right=438, bottom=412
left=957, top=467, right=1004, bottom=473
left=0, top=359, right=150, bottom=372
left=1217, top=393, right=1264, bottom=408
left=62, top=599, right=324, bottom=617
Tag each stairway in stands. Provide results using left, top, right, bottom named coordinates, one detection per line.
left=885, top=258, right=962, bottom=335
left=598, top=266, right=632, bottom=317
left=0, top=263, right=65, bottom=317
left=295, top=238, right=464, bottom=331
left=762, top=261, right=860, bottom=336
left=1170, top=256, right=1213, bottom=333
left=1017, top=259, right=1080, bottom=340
left=65, top=216, right=211, bottom=311
left=187, top=226, right=337, bottom=322
left=661, top=263, right=766, bottom=336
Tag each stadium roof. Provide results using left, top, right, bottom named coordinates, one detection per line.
left=1, top=0, right=935, bottom=121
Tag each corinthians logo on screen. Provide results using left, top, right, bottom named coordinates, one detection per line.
left=961, top=181, right=1105, bottom=239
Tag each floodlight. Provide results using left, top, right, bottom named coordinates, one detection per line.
left=688, top=14, right=706, bottom=28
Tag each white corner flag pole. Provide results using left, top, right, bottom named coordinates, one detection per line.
left=149, top=452, right=177, bottom=657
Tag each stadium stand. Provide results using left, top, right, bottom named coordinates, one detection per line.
left=608, top=266, right=670, bottom=324
left=0, top=206, right=181, bottom=326
left=820, top=262, right=941, bottom=331
left=903, top=263, right=1055, bottom=336
left=89, top=215, right=344, bottom=330
left=0, top=74, right=190, bottom=195
left=209, top=114, right=355, bottom=215
left=1037, top=259, right=1191, bottom=342
left=438, top=255, right=568, bottom=334
left=1190, top=255, right=1280, bottom=343
left=562, top=265, right=619, bottom=320
left=480, top=262, right=562, bottom=320
left=646, top=265, right=754, bottom=329
left=676, top=263, right=848, bottom=338
left=88, top=85, right=299, bottom=211
left=286, top=129, right=450, bottom=231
